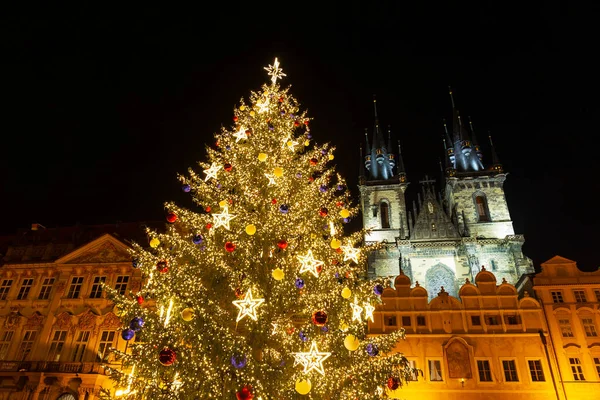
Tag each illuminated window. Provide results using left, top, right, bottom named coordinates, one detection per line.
left=551, top=291, right=564, bottom=303
left=569, top=358, right=585, bottom=380
left=428, top=360, right=443, bottom=381
left=47, top=330, right=67, bottom=361
left=558, top=319, right=574, bottom=337
left=594, top=289, right=600, bottom=302
left=17, top=330, right=37, bottom=361
left=528, top=360, right=545, bottom=382
left=380, top=202, right=390, bottom=229
left=72, top=331, right=90, bottom=362
left=385, top=315, right=397, bottom=326
left=502, top=360, right=519, bottom=382
left=115, top=276, right=129, bottom=295
left=38, top=278, right=55, bottom=300
left=16, top=278, right=34, bottom=300
left=477, top=360, right=493, bottom=382
left=0, top=280, right=13, bottom=300
left=475, top=195, right=490, bottom=222
left=89, top=276, right=106, bottom=299
left=408, top=360, right=418, bottom=381
left=0, top=331, right=14, bottom=360
left=97, top=331, right=116, bottom=362
left=67, top=277, right=84, bottom=299
left=573, top=290, right=587, bottom=302
left=582, top=318, right=598, bottom=337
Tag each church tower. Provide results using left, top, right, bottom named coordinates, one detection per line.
left=360, top=90, right=534, bottom=298
left=358, top=97, right=409, bottom=277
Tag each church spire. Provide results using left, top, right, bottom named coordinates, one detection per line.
left=363, top=97, right=394, bottom=180
left=442, top=119, right=456, bottom=177
left=488, top=131, right=504, bottom=173
left=397, top=140, right=407, bottom=183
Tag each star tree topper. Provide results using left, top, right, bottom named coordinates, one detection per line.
left=232, top=289, right=265, bottom=322
left=297, top=250, right=324, bottom=278
left=293, top=340, right=331, bottom=376
left=212, top=206, right=237, bottom=230
left=264, top=57, right=286, bottom=85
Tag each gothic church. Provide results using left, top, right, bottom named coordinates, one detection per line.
left=359, top=91, right=534, bottom=298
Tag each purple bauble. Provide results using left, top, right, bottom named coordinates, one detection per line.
left=295, top=278, right=305, bottom=289
left=299, top=331, right=308, bottom=342
left=192, top=234, right=204, bottom=245
left=319, top=185, right=327, bottom=193
left=295, top=172, right=302, bottom=178
left=321, top=150, right=326, bottom=155
left=129, top=317, right=144, bottom=332
left=279, top=204, right=289, bottom=214
left=306, top=134, right=312, bottom=139
left=321, top=326, right=329, bottom=333
left=336, top=184, right=344, bottom=191
left=121, top=329, right=135, bottom=341
left=269, top=125, right=274, bottom=131
left=374, top=284, right=384, bottom=296
left=366, top=343, right=379, bottom=357
left=230, top=354, right=247, bottom=368
left=280, top=110, right=285, bottom=115
left=182, top=184, right=191, bottom=193
left=226, top=145, right=231, bottom=150
left=217, top=183, right=222, bottom=189
left=343, top=218, right=350, bottom=223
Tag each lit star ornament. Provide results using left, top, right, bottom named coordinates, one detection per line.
left=351, top=298, right=364, bottom=322
left=363, top=302, right=375, bottom=322
left=265, top=173, right=277, bottom=186
left=203, top=163, right=222, bottom=182
left=264, top=57, right=286, bottom=85
left=212, top=206, right=237, bottom=230
left=233, top=126, right=248, bottom=142
left=297, top=250, right=324, bottom=278
left=293, top=340, right=331, bottom=376
left=341, top=245, right=360, bottom=264
left=232, top=289, right=265, bottom=322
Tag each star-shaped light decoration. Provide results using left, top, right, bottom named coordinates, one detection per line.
left=256, top=96, right=270, bottom=114
left=297, top=250, right=324, bottom=278
left=350, top=297, right=364, bottom=322
left=233, top=126, right=248, bottom=142
left=264, top=57, right=287, bottom=85
left=271, top=323, right=278, bottom=335
left=264, top=173, right=277, bottom=186
left=363, top=302, right=375, bottom=322
left=212, top=206, right=237, bottom=230
left=232, top=289, right=265, bottom=323
left=341, top=245, right=361, bottom=264
left=293, top=341, right=331, bottom=376
left=203, top=163, right=222, bottom=182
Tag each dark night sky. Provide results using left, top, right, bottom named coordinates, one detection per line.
left=2, top=3, right=598, bottom=271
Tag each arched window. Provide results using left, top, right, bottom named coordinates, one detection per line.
left=475, top=195, right=490, bottom=222
left=57, top=394, right=76, bottom=400
left=380, top=202, right=390, bottom=229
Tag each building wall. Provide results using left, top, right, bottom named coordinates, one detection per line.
left=360, top=183, right=408, bottom=244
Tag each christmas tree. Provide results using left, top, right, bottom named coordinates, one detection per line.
left=105, top=58, right=413, bottom=399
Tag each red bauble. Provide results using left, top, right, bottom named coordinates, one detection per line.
left=225, top=242, right=236, bottom=252
left=136, top=296, right=144, bottom=305
left=235, top=287, right=243, bottom=298
left=224, top=163, right=233, bottom=172
left=277, top=240, right=288, bottom=250
left=156, top=261, right=168, bottom=273
left=294, top=120, right=300, bottom=127
left=166, top=212, right=177, bottom=223
left=304, top=120, right=309, bottom=125
left=206, top=223, right=212, bottom=230
left=271, top=198, right=277, bottom=204
left=387, top=377, right=400, bottom=390
left=286, top=327, right=295, bottom=335
left=316, top=265, right=323, bottom=274
left=311, top=310, right=328, bottom=326
left=278, top=97, right=284, bottom=103
left=236, top=386, right=253, bottom=400
left=245, top=129, right=252, bottom=135
left=159, top=348, right=176, bottom=366
left=336, top=247, right=343, bottom=254
left=233, top=116, right=238, bottom=122
left=205, top=206, right=211, bottom=212
left=308, top=177, right=314, bottom=182
left=336, top=201, right=343, bottom=207
left=309, top=158, right=318, bottom=166
left=319, top=207, right=328, bottom=217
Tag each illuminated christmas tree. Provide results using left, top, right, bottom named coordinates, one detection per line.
left=105, top=58, right=413, bottom=399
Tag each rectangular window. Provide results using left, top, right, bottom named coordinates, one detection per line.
left=385, top=315, right=397, bottom=326
left=89, top=276, right=106, bottom=299
left=0, top=279, right=13, bottom=300
left=594, top=357, right=600, bottom=379
left=47, top=330, right=67, bottom=361
left=97, top=330, right=116, bottom=362
left=573, top=290, right=587, bottom=303
left=594, top=289, right=600, bottom=302
left=67, top=277, right=84, bottom=299
left=115, top=276, right=129, bottom=295
left=72, top=331, right=90, bottom=362
left=528, top=360, right=545, bottom=382
left=16, top=278, right=34, bottom=300
left=559, top=319, right=574, bottom=337
left=502, top=360, right=519, bottom=382
left=17, top=330, right=37, bottom=361
left=505, top=315, right=519, bottom=325
left=428, top=360, right=443, bottom=381
left=582, top=318, right=598, bottom=337
left=417, top=316, right=426, bottom=326
left=551, top=291, right=564, bottom=303
left=486, top=316, right=500, bottom=325
left=38, top=277, right=55, bottom=300
left=569, top=358, right=585, bottom=381
left=401, top=316, right=411, bottom=326
left=408, top=360, right=418, bottom=381
left=0, top=331, right=14, bottom=360
left=477, top=360, right=493, bottom=382
left=471, top=316, right=481, bottom=326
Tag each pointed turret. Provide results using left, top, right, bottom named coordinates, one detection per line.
left=362, top=97, right=396, bottom=180
left=447, top=88, right=483, bottom=173
left=397, top=140, right=407, bottom=183
left=387, top=126, right=396, bottom=172
left=359, top=144, right=366, bottom=184
left=442, top=120, right=456, bottom=177
left=488, top=131, right=504, bottom=173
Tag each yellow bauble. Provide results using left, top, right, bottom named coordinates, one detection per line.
left=287, top=140, right=294, bottom=147
left=330, top=238, right=341, bottom=249
left=340, top=209, right=350, bottom=218
left=219, top=200, right=227, bottom=208
left=149, top=238, right=160, bottom=248
left=304, top=140, right=310, bottom=146
left=272, top=268, right=285, bottom=281
left=258, top=153, right=268, bottom=162
left=328, top=154, right=334, bottom=160
left=310, top=233, right=316, bottom=239
left=250, top=111, right=255, bottom=116
left=181, top=308, right=195, bottom=322
left=295, top=378, right=311, bottom=395
left=344, top=334, right=360, bottom=351
left=245, top=224, right=257, bottom=235
left=273, top=167, right=283, bottom=177
left=340, top=322, right=349, bottom=332
left=239, top=105, right=245, bottom=111
left=113, top=305, right=122, bottom=316
left=341, top=287, right=352, bottom=299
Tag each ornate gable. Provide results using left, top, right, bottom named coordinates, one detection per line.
left=410, top=186, right=459, bottom=241
left=56, top=234, right=132, bottom=265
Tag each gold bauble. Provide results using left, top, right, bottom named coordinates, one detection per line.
left=304, top=140, right=310, bottom=146
left=250, top=111, right=256, bottom=116
left=328, top=154, right=334, bottom=160
left=344, top=334, right=360, bottom=351
left=341, top=287, right=352, bottom=299
left=245, top=224, right=257, bottom=235
left=271, top=268, right=285, bottom=281
left=239, top=105, right=246, bottom=111
left=149, top=238, right=160, bottom=248
left=181, top=308, right=195, bottom=322
left=340, top=209, right=350, bottom=218
left=273, top=167, right=283, bottom=177
left=258, top=153, right=268, bottom=162
left=287, top=140, right=294, bottom=147
left=113, top=305, right=122, bottom=316
left=330, top=238, right=341, bottom=249
left=219, top=200, right=227, bottom=208
left=340, top=322, right=349, bottom=332
left=295, top=378, right=312, bottom=395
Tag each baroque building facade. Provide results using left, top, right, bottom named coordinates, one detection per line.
left=0, top=223, right=158, bottom=400
left=359, top=92, right=534, bottom=298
